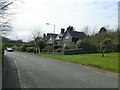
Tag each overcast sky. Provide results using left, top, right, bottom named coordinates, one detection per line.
left=7, top=0, right=119, bottom=42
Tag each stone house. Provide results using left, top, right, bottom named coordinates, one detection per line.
left=61, top=26, right=86, bottom=48
left=55, top=28, right=65, bottom=46
left=43, top=33, right=58, bottom=45
left=43, top=26, right=86, bottom=48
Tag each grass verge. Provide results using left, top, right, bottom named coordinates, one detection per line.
left=22, top=51, right=119, bottom=73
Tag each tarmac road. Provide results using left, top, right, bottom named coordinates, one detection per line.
left=3, top=52, right=118, bottom=88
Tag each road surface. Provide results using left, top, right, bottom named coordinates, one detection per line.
left=3, top=52, right=118, bottom=88
left=0, top=65, right=2, bottom=89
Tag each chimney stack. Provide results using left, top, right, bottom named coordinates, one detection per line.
left=43, top=34, right=46, bottom=38
left=61, top=28, right=65, bottom=34
left=47, top=33, right=50, bottom=36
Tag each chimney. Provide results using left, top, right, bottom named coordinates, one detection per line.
left=47, top=33, right=50, bottom=36
left=61, top=28, right=65, bottom=34
left=43, top=34, right=46, bottom=38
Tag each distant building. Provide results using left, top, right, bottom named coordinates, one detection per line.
left=44, top=33, right=58, bottom=45
left=55, top=28, right=65, bottom=46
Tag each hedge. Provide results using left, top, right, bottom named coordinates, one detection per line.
left=26, top=47, right=34, bottom=52
left=64, top=48, right=87, bottom=55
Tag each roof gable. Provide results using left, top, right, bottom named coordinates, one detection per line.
left=62, top=30, right=86, bottom=40
left=55, top=35, right=60, bottom=40
left=45, top=33, right=58, bottom=41
left=68, top=30, right=86, bottom=38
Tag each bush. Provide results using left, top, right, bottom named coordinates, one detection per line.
left=68, top=42, right=76, bottom=49
left=26, top=47, right=34, bottom=52
left=19, top=44, right=28, bottom=52
left=55, top=48, right=63, bottom=53
left=54, top=45, right=61, bottom=50
left=65, top=42, right=76, bottom=50
left=0, top=43, right=3, bottom=60
left=113, top=43, right=120, bottom=52
left=13, top=46, right=19, bottom=51
left=76, top=39, right=81, bottom=48
left=64, top=49, right=75, bottom=55
left=64, top=48, right=86, bottom=55
left=42, top=49, right=48, bottom=53
left=80, top=40, right=98, bottom=53
left=45, top=45, right=53, bottom=52
left=2, top=43, right=6, bottom=55
left=64, top=45, right=69, bottom=50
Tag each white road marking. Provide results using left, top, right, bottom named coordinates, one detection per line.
left=40, top=62, right=47, bottom=67
left=43, top=64, right=46, bottom=67
left=13, top=60, right=26, bottom=88
left=22, top=55, right=26, bottom=58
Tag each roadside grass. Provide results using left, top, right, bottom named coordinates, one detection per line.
left=21, top=51, right=119, bottom=73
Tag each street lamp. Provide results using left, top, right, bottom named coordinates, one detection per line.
left=46, top=23, right=55, bottom=54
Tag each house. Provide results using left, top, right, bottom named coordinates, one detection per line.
left=55, top=28, right=65, bottom=46
left=61, top=26, right=86, bottom=48
left=43, top=26, right=86, bottom=48
left=43, top=33, right=58, bottom=45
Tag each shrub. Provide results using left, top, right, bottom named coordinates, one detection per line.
left=13, top=46, right=19, bottom=51
left=112, top=43, right=120, bottom=52
left=54, top=45, right=61, bottom=50
left=64, top=49, right=75, bottom=55
left=64, top=45, right=69, bottom=50
left=76, top=39, right=81, bottom=48
left=55, top=48, right=63, bottom=53
left=45, top=45, right=53, bottom=52
left=80, top=40, right=98, bottom=53
left=68, top=42, right=76, bottom=49
left=26, top=47, right=34, bottom=52
left=42, top=49, right=48, bottom=53
left=19, top=44, right=28, bottom=52
left=65, top=42, right=76, bottom=50
left=64, top=48, right=86, bottom=55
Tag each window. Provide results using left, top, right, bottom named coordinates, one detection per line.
left=65, top=36, right=69, bottom=39
left=64, top=43, right=66, bottom=48
left=50, top=37, right=52, bottom=41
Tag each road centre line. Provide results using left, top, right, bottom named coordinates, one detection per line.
left=22, top=55, right=26, bottom=58
left=40, top=62, right=47, bottom=67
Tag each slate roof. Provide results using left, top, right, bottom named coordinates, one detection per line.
left=45, top=33, right=58, bottom=41
left=68, top=30, right=86, bottom=38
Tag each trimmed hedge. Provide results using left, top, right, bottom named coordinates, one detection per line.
left=26, top=47, right=34, bottom=52
left=64, top=48, right=87, bottom=55
left=113, top=43, right=120, bottom=52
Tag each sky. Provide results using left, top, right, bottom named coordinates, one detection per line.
left=6, top=0, right=119, bottom=42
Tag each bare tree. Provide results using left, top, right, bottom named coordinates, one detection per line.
left=0, top=0, right=24, bottom=37
left=82, top=26, right=90, bottom=35
left=31, top=29, right=42, bottom=41
left=91, top=26, right=97, bottom=35
left=31, top=29, right=42, bottom=53
left=101, top=38, right=112, bottom=58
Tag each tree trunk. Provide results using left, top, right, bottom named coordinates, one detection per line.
left=102, top=52, right=104, bottom=58
left=101, top=45, right=108, bottom=58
